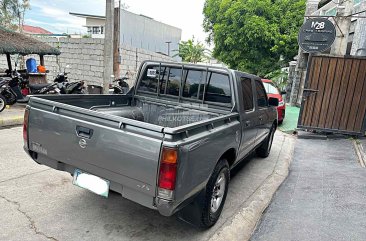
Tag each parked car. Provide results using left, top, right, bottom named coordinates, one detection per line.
left=23, top=61, right=278, bottom=228
left=262, top=79, right=286, bottom=124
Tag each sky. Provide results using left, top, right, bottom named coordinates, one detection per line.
left=25, top=0, right=209, bottom=43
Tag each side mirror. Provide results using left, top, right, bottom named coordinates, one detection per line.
left=280, top=91, right=287, bottom=95
left=268, top=97, right=279, bottom=107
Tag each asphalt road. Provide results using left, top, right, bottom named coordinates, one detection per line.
left=0, top=127, right=290, bottom=241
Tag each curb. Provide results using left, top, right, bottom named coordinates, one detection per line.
left=0, top=116, right=24, bottom=128
left=352, top=139, right=366, bottom=168
left=209, top=132, right=296, bottom=241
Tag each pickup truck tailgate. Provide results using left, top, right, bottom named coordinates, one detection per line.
left=28, top=104, right=163, bottom=200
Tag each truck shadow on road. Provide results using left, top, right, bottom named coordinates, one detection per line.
left=59, top=151, right=267, bottom=241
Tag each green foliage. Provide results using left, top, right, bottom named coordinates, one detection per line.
left=203, top=0, right=305, bottom=76
left=174, top=37, right=211, bottom=63
left=0, top=0, right=30, bottom=30
left=265, top=68, right=288, bottom=90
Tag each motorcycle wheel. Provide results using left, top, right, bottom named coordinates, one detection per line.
left=0, top=94, right=6, bottom=112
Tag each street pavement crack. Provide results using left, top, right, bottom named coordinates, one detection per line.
left=0, top=195, right=58, bottom=241
left=0, top=169, right=51, bottom=184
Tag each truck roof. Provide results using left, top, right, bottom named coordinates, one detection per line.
left=139, top=60, right=260, bottom=80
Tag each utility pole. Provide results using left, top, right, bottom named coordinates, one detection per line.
left=165, top=41, right=172, bottom=56
left=103, top=0, right=114, bottom=94
left=330, top=0, right=354, bottom=56
left=113, top=0, right=121, bottom=79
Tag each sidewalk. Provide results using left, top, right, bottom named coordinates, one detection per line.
left=251, top=138, right=366, bottom=241
left=0, top=104, right=25, bottom=128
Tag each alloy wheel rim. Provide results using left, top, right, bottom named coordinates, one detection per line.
left=210, top=171, right=226, bottom=213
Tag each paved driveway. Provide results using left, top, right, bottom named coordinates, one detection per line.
left=251, top=138, right=366, bottom=241
left=0, top=127, right=292, bottom=241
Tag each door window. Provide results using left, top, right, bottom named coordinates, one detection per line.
left=240, top=77, right=254, bottom=111
left=255, top=80, right=268, bottom=108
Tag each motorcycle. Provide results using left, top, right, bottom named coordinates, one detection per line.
left=109, top=77, right=130, bottom=94
left=22, top=71, right=86, bottom=97
left=62, top=80, right=86, bottom=94
left=0, top=77, right=18, bottom=112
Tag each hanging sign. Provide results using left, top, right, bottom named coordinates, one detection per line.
left=298, top=18, right=336, bottom=53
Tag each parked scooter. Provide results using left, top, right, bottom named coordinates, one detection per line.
left=109, top=77, right=130, bottom=94
left=62, top=80, right=86, bottom=94
left=22, top=71, right=85, bottom=97
left=0, top=77, right=18, bottom=112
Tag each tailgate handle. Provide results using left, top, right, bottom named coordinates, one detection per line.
left=76, top=126, right=94, bottom=139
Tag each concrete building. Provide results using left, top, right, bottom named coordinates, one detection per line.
left=289, top=0, right=366, bottom=106
left=312, top=0, right=366, bottom=55
left=70, top=10, right=182, bottom=58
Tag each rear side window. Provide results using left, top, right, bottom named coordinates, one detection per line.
left=241, top=77, right=254, bottom=111
left=183, top=70, right=204, bottom=99
left=255, top=80, right=268, bottom=108
left=205, top=72, right=231, bottom=104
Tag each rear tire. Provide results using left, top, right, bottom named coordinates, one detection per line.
left=256, top=124, right=276, bottom=158
left=178, top=159, right=230, bottom=229
left=0, top=94, right=6, bottom=112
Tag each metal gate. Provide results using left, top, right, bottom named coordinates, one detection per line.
left=298, top=55, right=366, bottom=136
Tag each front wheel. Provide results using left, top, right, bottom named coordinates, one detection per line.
left=256, top=124, right=276, bottom=158
left=0, top=94, right=6, bottom=112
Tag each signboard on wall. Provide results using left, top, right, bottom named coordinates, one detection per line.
left=298, top=18, right=336, bottom=53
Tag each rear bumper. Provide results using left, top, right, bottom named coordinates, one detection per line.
left=24, top=148, right=181, bottom=215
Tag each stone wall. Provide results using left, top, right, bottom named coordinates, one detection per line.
left=0, top=37, right=174, bottom=87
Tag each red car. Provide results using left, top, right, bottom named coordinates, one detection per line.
left=262, top=79, right=286, bottom=124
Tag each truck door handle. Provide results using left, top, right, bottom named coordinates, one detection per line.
left=76, top=126, right=94, bottom=139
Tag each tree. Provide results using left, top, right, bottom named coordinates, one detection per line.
left=265, top=69, right=288, bottom=90
left=0, top=0, right=30, bottom=30
left=203, top=0, right=305, bottom=76
left=174, top=37, right=211, bottom=64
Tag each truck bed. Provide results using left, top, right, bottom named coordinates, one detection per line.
left=30, top=94, right=225, bottom=129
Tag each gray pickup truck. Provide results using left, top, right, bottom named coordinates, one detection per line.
left=23, top=61, right=278, bottom=228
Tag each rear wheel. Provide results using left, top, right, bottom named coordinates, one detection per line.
left=178, top=159, right=230, bottom=229
left=256, top=124, right=276, bottom=158
left=0, top=94, right=6, bottom=112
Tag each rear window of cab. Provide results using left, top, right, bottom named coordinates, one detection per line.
left=138, top=65, right=232, bottom=104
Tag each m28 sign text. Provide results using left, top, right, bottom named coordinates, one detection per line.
left=298, top=18, right=336, bottom=53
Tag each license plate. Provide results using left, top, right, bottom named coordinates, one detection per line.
left=73, top=169, right=110, bottom=198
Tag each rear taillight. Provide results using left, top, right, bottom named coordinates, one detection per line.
left=158, top=148, right=178, bottom=200
left=23, top=108, right=29, bottom=148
